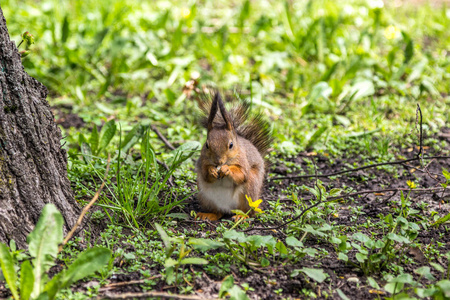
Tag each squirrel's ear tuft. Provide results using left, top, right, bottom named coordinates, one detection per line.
left=207, top=92, right=219, bottom=131
left=216, top=92, right=233, bottom=132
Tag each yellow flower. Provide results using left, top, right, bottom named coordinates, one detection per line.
left=384, top=25, right=400, bottom=40
left=406, top=180, right=417, bottom=189
left=246, top=195, right=263, bottom=213
left=181, top=7, right=191, bottom=19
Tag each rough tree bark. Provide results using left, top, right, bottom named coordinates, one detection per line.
left=0, top=7, right=79, bottom=248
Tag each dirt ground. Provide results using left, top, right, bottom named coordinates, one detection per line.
left=101, top=128, right=450, bottom=299
left=1, top=118, right=449, bottom=299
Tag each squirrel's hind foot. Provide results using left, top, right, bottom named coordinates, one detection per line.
left=231, top=214, right=250, bottom=222
left=196, top=212, right=223, bottom=221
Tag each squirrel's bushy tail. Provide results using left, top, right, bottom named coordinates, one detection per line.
left=199, top=91, right=272, bottom=156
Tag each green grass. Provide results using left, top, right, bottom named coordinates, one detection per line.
left=1, top=0, right=450, bottom=299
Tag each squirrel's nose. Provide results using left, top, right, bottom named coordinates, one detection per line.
left=217, top=158, right=226, bottom=166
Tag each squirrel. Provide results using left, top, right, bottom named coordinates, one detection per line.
left=195, top=92, right=272, bottom=221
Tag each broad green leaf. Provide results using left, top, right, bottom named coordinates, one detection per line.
left=43, top=248, right=111, bottom=299
left=437, top=280, right=450, bottom=297
left=154, top=223, right=171, bottom=249
left=432, top=212, right=450, bottom=227
left=98, top=120, right=116, bottom=153
left=338, top=236, right=348, bottom=251
left=223, top=230, right=246, bottom=243
left=442, top=168, right=450, bottom=180
left=286, top=236, right=303, bottom=247
left=20, top=260, right=34, bottom=300
left=367, top=277, right=380, bottom=289
left=402, top=32, right=414, bottom=64
left=246, top=235, right=274, bottom=249
left=338, top=253, right=348, bottom=262
left=308, top=81, right=332, bottom=102
left=78, top=133, right=87, bottom=146
left=164, top=88, right=177, bottom=106
left=352, top=232, right=370, bottom=243
left=275, top=241, right=288, bottom=255
left=306, top=126, right=328, bottom=149
left=334, top=115, right=351, bottom=127
left=420, top=77, right=439, bottom=96
left=228, top=285, right=250, bottom=300
left=80, top=142, right=92, bottom=163
left=166, top=213, right=189, bottom=220
left=336, top=288, right=350, bottom=300
left=188, top=238, right=224, bottom=252
left=179, top=257, right=208, bottom=265
left=304, top=247, right=318, bottom=257
left=330, top=237, right=342, bottom=244
left=42, top=272, right=62, bottom=300
left=386, top=233, right=410, bottom=243
left=365, top=239, right=375, bottom=249
left=61, top=247, right=110, bottom=286
left=328, top=188, right=342, bottom=197
left=349, top=80, right=375, bottom=102
left=260, top=258, right=270, bottom=267
left=36, top=292, right=50, bottom=300
left=165, top=267, right=175, bottom=286
left=9, top=240, right=16, bottom=252
left=164, top=258, right=178, bottom=268
left=355, top=252, right=367, bottom=263
left=219, top=275, right=234, bottom=298
left=303, top=225, right=326, bottom=237
left=430, top=262, right=446, bottom=273
left=89, top=124, right=99, bottom=155
left=374, top=240, right=385, bottom=248
left=414, top=266, right=436, bottom=281
left=384, top=282, right=404, bottom=294
left=299, top=268, right=328, bottom=283
left=120, top=124, right=145, bottom=153
left=0, top=243, right=19, bottom=300
left=61, top=15, right=69, bottom=43
left=237, top=0, right=250, bottom=29
left=390, top=273, right=414, bottom=284
left=27, top=204, right=64, bottom=298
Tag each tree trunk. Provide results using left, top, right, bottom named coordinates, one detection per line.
left=0, top=6, right=79, bottom=248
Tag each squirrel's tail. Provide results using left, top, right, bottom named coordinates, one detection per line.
left=199, top=91, right=273, bottom=156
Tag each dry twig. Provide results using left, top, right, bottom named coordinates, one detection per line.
left=98, top=291, right=206, bottom=299
left=271, top=155, right=450, bottom=181
left=59, top=154, right=111, bottom=252
left=245, top=186, right=446, bottom=232
left=151, top=124, right=176, bottom=151
left=99, top=276, right=161, bottom=291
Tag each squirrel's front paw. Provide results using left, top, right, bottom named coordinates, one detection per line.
left=208, top=166, right=219, bottom=179
left=219, top=164, right=230, bottom=178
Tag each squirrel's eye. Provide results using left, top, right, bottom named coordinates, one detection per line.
left=205, top=142, right=209, bottom=149
left=229, top=142, right=233, bottom=149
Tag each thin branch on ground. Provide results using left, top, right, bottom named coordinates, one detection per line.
left=273, top=104, right=450, bottom=181
left=156, top=158, right=175, bottom=189
left=438, top=132, right=450, bottom=138
left=245, top=186, right=446, bottom=232
left=97, top=291, right=204, bottom=299
left=99, top=276, right=161, bottom=291
left=271, top=155, right=450, bottom=181
left=59, top=154, right=111, bottom=252
left=151, top=124, right=176, bottom=151
left=400, top=161, right=444, bottom=182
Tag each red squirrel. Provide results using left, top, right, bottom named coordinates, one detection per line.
left=195, top=92, right=272, bottom=221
